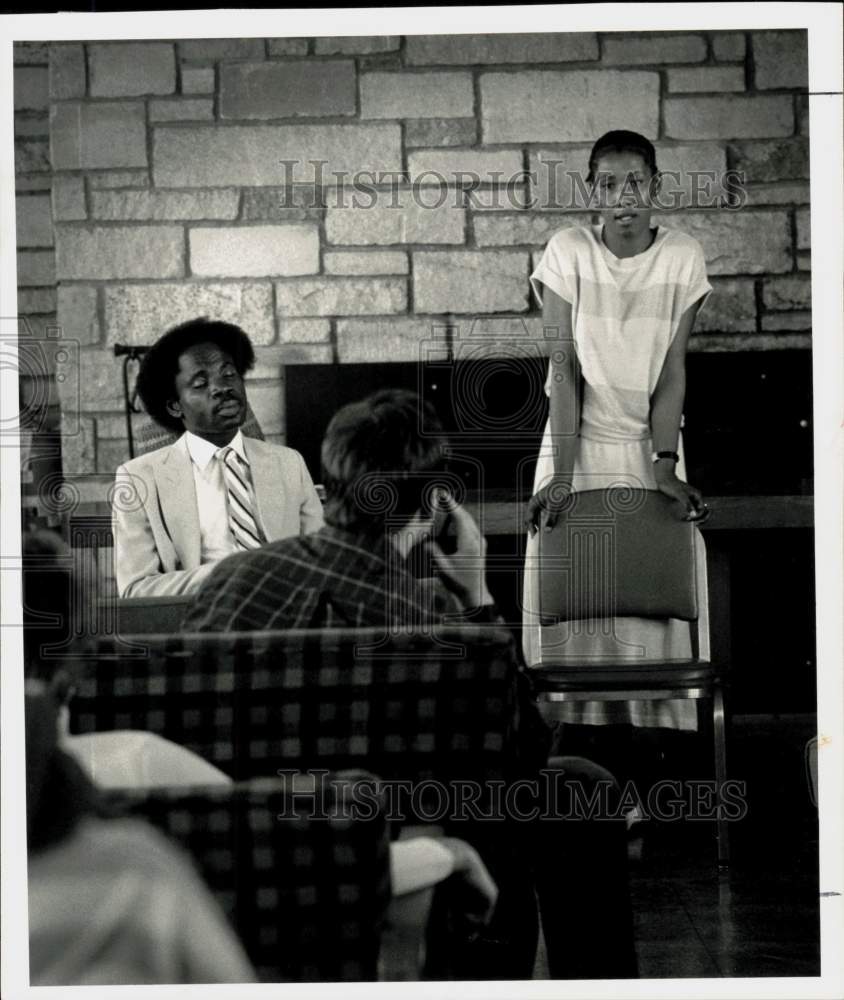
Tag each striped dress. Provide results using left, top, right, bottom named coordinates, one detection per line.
left=523, top=222, right=712, bottom=730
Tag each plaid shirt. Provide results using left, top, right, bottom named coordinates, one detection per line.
left=182, top=524, right=464, bottom=633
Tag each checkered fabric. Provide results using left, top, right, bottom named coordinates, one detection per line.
left=107, top=772, right=391, bottom=982
left=70, top=626, right=538, bottom=785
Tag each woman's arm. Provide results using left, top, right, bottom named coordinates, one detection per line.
left=525, top=287, right=580, bottom=535
left=650, top=297, right=706, bottom=519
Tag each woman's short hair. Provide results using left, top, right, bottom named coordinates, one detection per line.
left=320, top=389, right=448, bottom=531
left=136, top=318, right=255, bottom=433
left=586, top=130, right=658, bottom=183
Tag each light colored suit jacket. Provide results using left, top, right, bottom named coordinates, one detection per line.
left=112, top=434, right=324, bottom=597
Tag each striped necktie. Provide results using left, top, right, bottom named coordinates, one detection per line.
left=219, top=446, right=263, bottom=550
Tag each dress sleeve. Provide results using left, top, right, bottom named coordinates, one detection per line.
left=682, top=238, right=713, bottom=317
left=530, top=229, right=577, bottom=308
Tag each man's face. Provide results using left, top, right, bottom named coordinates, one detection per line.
left=166, top=341, right=247, bottom=444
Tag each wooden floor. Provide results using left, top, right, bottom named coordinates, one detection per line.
left=534, top=713, right=820, bottom=980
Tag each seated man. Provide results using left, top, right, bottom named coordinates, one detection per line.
left=112, top=317, right=324, bottom=597
left=184, top=389, right=637, bottom=981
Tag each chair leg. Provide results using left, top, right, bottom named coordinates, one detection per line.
left=712, top=686, right=730, bottom=869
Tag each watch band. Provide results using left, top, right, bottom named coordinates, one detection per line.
left=651, top=450, right=680, bottom=463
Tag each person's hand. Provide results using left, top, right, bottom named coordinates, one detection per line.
left=654, top=470, right=709, bottom=523
left=524, top=474, right=573, bottom=537
left=438, top=837, right=498, bottom=939
left=427, top=496, right=494, bottom=610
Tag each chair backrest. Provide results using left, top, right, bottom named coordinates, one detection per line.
left=70, top=626, right=526, bottom=786
left=109, top=771, right=391, bottom=982
left=537, top=488, right=699, bottom=624
left=132, top=405, right=265, bottom=457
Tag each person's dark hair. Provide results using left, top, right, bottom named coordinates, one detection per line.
left=26, top=689, right=103, bottom=853
left=22, top=530, right=89, bottom=696
left=135, top=318, right=255, bottom=433
left=586, top=130, right=658, bottom=184
left=320, top=389, right=448, bottom=531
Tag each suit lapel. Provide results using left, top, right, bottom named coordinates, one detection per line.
left=155, top=439, right=201, bottom=569
left=245, top=438, right=286, bottom=541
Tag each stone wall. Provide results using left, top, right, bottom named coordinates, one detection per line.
left=13, top=30, right=811, bottom=480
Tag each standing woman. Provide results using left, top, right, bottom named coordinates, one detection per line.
left=522, top=130, right=712, bottom=742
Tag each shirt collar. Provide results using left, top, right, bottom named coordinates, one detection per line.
left=183, top=429, right=247, bottom=471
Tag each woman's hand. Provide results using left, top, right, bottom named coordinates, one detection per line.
left=654, top=469, right=709, bottom=523
left=524, top=474, right=573, bottom=536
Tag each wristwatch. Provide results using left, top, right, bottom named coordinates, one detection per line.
left=651, top=450, right=680, bottom=463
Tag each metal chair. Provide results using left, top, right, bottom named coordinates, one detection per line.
left=529, top=487, right=729, bottom=866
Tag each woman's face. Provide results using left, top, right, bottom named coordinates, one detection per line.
left=591, top=150, right=659, bottom=243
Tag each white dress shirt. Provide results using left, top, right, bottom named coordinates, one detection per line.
left=182, top=430, right=262, bottom=564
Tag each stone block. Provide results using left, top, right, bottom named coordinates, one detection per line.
left=325, top=193, right=464, bottom=245
left=266, top=38, right=310, bottom=56
left=712, top=33, right=746, bottom=61
left=57, top=284, right=100, bottom=344
left=275, top=277, right=406, bottom=316
left=406, top=33, right=598, bottom=64
left=361, top=72, right=474, bottom=119
left=60, top=414, right=96, bottom=476
left=17, top=250, right=56, bottom=287
left=52, top=176, right=87, bottom=221
left=745, top=183, right=810, bottom=206
left=469, top=186, right=531, bottom=211
left=153, top=123, right=402, bottom=187
left=602, top=33, right=706, bottom=64
left=753, top=30, right=808, bottom=89
left=728, top=139, right=809, bottom=182
left=796, top=251, right=810, bottom=271
left=243, top=382, right=284, bottom=434
left=220, top=61, right=356, bottom=119
left=179, top=39, right=265, bottom=62
left=89, top=43, right=176, bottom=97
left=693, top=278, right=756, bottom=332
left=55, top=226, right=184, bottom=280
left=50, top=102, right=147, bottom=170
left=104, top=282, right=275, bottom=345
left=414, top=251, right=529, bottom=313
left=15, top=116, right=49, bottom=137
left=277, top=319, right=332, bottom=344
left=664, top=95, right=793, bottom=139
left=49, top=44, right=86, bottom=99
left=97, top=438, right=132, bottom=474
left=667, top=67, right=745, bottom=93
left=18, top=289, right=57, bottom=314
left=276, top=344, right=333, bottom=365
left=15, top=174, right=52, bottom=192
left=181, top=66, right=215, bottom=94
left=655, top=209, right=791, bottom=274
left=408, top=149, right=524, bottom=186
left=474, top=213, right=592, bottom=247
left=324, top=251, right=409, bottom=275
left=481, top=70, right=658, bottom=143
left=149, top=99, right=214, bottom=122
left=314, top=36, right=400, bottom=55
left=405, top=118, right=477, bottom=148
left=16, top=194, right=54, bottom=248
left=14, top=66, right=49, bottom=111
left=336, top=318, right=441, bottom=362
left=241, top=187, right=324, bottom=221
left=15, top=139, right=50, bottom=175
left=761, top=311, right=811, bottom=331
left=762, top=275, right=811, bottom=311
left=689, top=332, right=810, bottom=352
left=190, top=224, right=320, bottom=277
left=88, top=171, right=149, bottom=189
left=14, top=42, right=49, bottom=65
left=795, top=208, right=810, bottom=250
left=91, top=189, right=239, bottom=221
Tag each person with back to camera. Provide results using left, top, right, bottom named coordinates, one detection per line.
left=112, top=317, right=324, bottom=598
left=523, top=130, right=713, bottom=780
